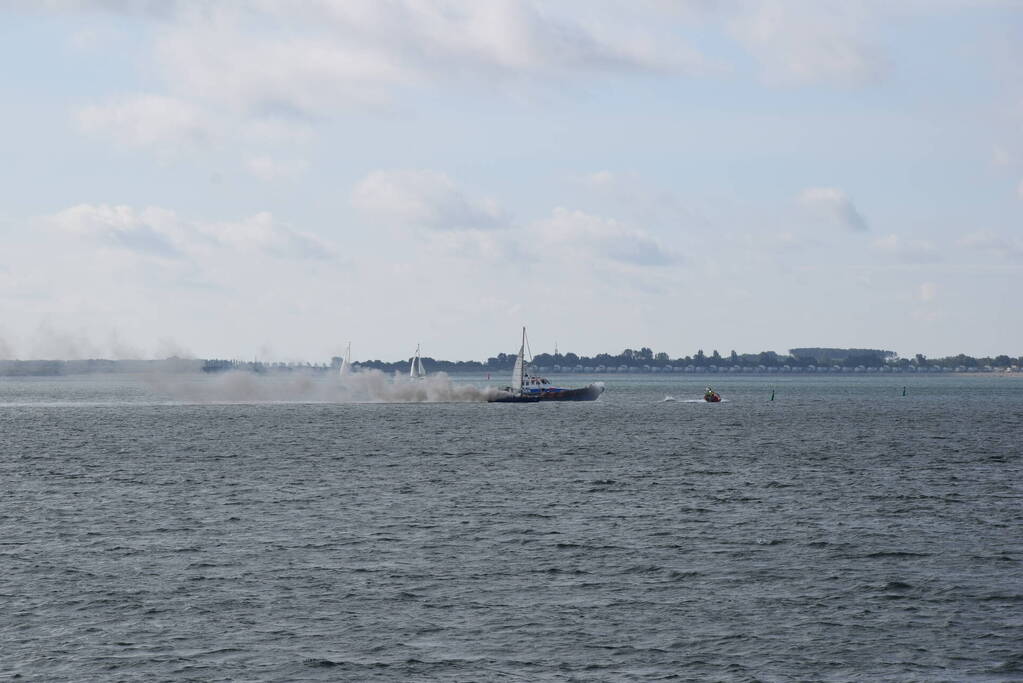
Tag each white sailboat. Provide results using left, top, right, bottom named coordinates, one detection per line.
left=410, top=344, right=426, bottom=380
left=490, top=327, right=540, bottom=402
left=510, top=327, right=526, bottom=393
left=338, top=341, right=351, bottom=376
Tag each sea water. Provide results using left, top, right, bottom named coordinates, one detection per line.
left=2, top=373, right=1021, bottom=680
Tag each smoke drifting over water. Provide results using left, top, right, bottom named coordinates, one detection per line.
left=340, top=370, right=503, bottom=403
left=0, top=323, right=195, bottom=361
left=150, top=369, right=503, bottom=404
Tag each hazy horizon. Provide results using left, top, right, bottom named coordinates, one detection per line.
left=0, top=339, right=1017, bottom=365
left=2, top=2, right=1020, bottom=361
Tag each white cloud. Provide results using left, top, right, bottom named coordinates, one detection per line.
left=154, top=22, right=411, bottom=116
left=350, top=168, right=680, bottom=271
left=425, top=229, right=515, bottom=263
left=52, top=0, right=1009, bottom=161
left=63, top=1, right=712, bottom=151
left=63, top=0, right=979, bottom=163
left=75, top=91, right=314, bottom=155
left=48, top=204, right=184, bottom=257
left=871, top=233, right=940, bottom=263
left=534, top=207, right=677, bottom=267
left=130, top=0, right=712, bottom=127
left=351, top=171, right=677, bottom=279
left=46, top=204, right=332, bottom=261
left=76, top=94, right=215, bottom=151
left=199, top=212, right=332, bottom=260
left=729, top=0, right=884, bottom=86
left=798, top=187, right=869, bottom=232
left=1017, top=178, right=1023, bottom=198
left=352, top=169, right=508, bottom=231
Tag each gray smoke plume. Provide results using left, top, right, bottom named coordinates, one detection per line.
left=29, top=323, right=101, bottom=360
left=7, top=322, right=194, bottom=361
left=148, top=368, right=504, bottom=403
left=0, top=332, right=14, bottom=360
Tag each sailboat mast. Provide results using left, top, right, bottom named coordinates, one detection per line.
left=520, top=326, right=526, bottom=389
left=339, top=341, right=351, bottom=376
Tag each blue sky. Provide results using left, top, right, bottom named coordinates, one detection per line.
left=1, top=1, right=1021, bottom=361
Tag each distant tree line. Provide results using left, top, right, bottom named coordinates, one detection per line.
left=341, top=347, right=1022, bottom=373
left=201, top=359, right=331, bottom=373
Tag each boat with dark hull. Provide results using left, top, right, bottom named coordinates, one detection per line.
left=489, top=393, right=541, bottom=403
left=489, top=327, right=605, bottom=403
left=521, top=376, right=604, bottom=401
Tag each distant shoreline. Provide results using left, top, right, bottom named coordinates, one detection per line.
left=1, top=357, right=1019, bottom=379
left=4, top=343, right=1020, bottom=379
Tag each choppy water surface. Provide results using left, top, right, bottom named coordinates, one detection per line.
left=2, top=373, right=1021, bottom=681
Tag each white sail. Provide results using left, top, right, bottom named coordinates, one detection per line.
left=510, top=327, right=526, bottom=393
left=410, top=344, right=426, bottom=379
left=339, top=342, right=351, bottom=376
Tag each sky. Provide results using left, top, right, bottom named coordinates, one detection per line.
left=1, top=0, right=1021, bottom=362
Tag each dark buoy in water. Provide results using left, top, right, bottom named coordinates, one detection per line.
left=770, top=389, right=775, bottom=401
left=902, top=386, right=907, bottom=397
